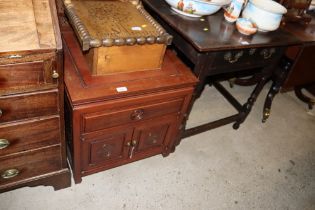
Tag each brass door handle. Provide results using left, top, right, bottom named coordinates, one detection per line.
left=1, top=169, right=19, bottom=179
left=128, top=140, right=137, bottom=159
left=0, top=139, right=10, bottom=149
left=52, top=70, right=59, bottom=79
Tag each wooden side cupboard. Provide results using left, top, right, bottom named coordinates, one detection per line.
left=61, top=18, right=197, bottom=183
left=0, top=0, right=71, bottom=192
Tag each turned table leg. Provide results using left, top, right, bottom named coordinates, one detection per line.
left=294, top=85, right=315, bottom=110
left=262, top=57, right=292, bottom=122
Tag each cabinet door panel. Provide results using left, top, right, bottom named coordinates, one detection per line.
left=133, top=115, right=178, bottom=158
left=81, top=126, right=133, bottom=170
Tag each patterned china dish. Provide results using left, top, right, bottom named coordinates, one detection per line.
left=236, top=18, right=257, bottom=35
left=242, top=0, right=287, bottom=32
left=164, top=0, right=231, bottom=17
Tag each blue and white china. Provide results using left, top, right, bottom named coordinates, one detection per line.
left=242, top=0, right=287, bottom=32
left=164, top=0, right=231, bottom=17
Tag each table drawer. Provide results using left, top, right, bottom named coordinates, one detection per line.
left=82, top=97, right=183, bottom=133
left=0, top=145, right=62, bottom=187
left=0, top=89, right=59, bottom=123
left=0, top=59, right=59, bottom=95
left=210, top=47, right=282, bottom=74
left=0, top=116, right=60, bottom=156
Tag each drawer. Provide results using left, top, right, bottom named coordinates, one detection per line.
left=0, top=89, right=59, bottom=123
left=0, top=116, right=60, bottom=156
left=0, top=145, right=62, bottom=187
left=210, top=47, right=283, bottom=74
left=0, top=57, right=59, bottom=95
left=82, top=97, right=184, bottom=133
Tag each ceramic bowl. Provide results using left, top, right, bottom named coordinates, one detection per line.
left=165, top=0, right=231, bottom=17
left=242, top=0, right=287, bottom=32
left=236, top=18, right=257, bottom=35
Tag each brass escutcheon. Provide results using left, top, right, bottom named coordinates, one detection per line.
left=0, top=139, right=10, bottom=150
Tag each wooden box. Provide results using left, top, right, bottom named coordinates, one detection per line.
left=0, top=0, right=71, bottom=192
left=64, top=0, right=172, bottom=75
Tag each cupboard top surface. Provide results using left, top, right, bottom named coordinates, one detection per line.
left=0, top=0, right=57, bottom=53
left=62, top=28, right=197, bottom=105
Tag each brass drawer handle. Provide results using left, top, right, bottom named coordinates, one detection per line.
left=52, top=70, right=59, bottom=79
left=260, top=48, right=276, bottom=59
left=224, top=51, right=244, bottom=63
left=1, top=169, right=20, bottom=179
left=130, top=109, right=144, bottom=120
left=0, top=109, right=2, bottom=117
left=0, top=139, right=10, bottom=149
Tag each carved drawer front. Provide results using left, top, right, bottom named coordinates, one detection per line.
left=0, top=58, right=59, bottom=95
left=82, top=97, right=184, bottom=133
left=210, top=47, right=281, bottom=74
left=0, top=116, right=60, bottom=156
left=0, top=145, right=62, bottom=187
left=81, top=126, right=133, bottom=171
left=0, top=89, right=59, bottom=123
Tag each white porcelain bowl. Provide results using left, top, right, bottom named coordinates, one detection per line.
left=242, top=0, right=287, bottom=32
left=165, top=0, right=231, bottom=17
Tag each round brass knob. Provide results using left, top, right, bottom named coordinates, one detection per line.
left=130, top=109, right=144, bottom=120
left=52, top=70, right=59, bottom=79
left=1, top=168, right=19, bottom=179
left=0, top=139, right=10, bottom=150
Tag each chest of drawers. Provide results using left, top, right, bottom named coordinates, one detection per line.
left=62, top=21, right=197, bottom=183
left=0, top=0, right=70, bottom=192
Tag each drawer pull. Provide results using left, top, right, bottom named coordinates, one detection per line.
left=260, top=48, right=275, bottom=59
left=224, top=51, right=243, bottom=63
left=52, top=70, right=59, bottom=79
left=0, top=109, right=2, bottom=117
left=0, top=139, right=10, bottom=149
left=1, top=169, right=19, bottom=179
left=130, top=109, right=144, bottom=120
left=128, top=140, right=137, bottom=159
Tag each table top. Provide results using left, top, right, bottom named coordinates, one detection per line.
left=282, top=11, right=315, bottom=43
left=143, top=0, right=301, bottom=52
left=0, top=0, right=57, bottom=53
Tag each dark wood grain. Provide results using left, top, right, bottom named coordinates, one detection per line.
left=143, top=0, right=300, bottom=52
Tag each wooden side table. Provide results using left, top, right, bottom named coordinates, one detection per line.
left=142, top=0, right=300, bottom=139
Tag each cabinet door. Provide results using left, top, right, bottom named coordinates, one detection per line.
left=131, top=115, right=178, bottom=159
left=81, top=126, right=133, bottom=171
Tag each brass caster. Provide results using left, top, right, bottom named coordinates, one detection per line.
left=262, top=108, right=270, bottom=123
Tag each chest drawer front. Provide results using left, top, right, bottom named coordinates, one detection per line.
left=0, top=89, right=59, bottom=123
left=0, top=59, right=58, bottom=95
left=0, top=145, right=62, bottom=187
left=82, top=97, right=183, bottom=133
left=0, top=117, right=60, bottom=156
left=210, top=48, right=282, bottom=74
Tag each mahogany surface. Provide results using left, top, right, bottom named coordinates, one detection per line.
left=0, top=0, right=70, bottom=192
left=143, top=0, right=301, bottom=133
left=62, top=19, right=197, bottom=183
